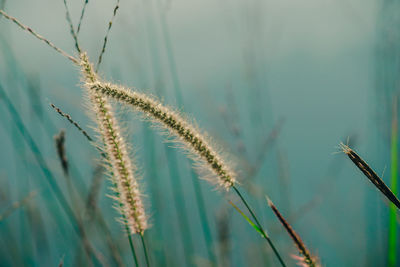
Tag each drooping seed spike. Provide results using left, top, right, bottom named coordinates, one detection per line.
left=89, top=80, right=237, bottom=190
left=340, top=143, right=400, bottom=210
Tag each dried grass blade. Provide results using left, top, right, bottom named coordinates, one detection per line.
left=341, top=143, right=400, bottom=210
left=267, top=197, right=318, bottom=267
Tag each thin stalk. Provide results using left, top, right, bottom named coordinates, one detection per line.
left=0, top=9, right=78, bottom=64
left=389, top=98, right=398, bottom=267
left=96, top=0, right=120, bottom=72
left=232, top=186, right=286, bottom=267
left=77, top=0, right=89, bottom=34
left=267, top=196, right=318, bottom=267
left=61, top=0, right=81, bottom=53
left=109, top=161, right=139, bottom=267
left=125, top=224, right=139, bottom=267
left=140, top=233, right=150, bottom=267
left=50, top=103, right=93, bottom=142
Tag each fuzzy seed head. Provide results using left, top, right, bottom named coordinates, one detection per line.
left=80, top=53, right=148, bottom=234
left=88, top=81, right=237, bottom=190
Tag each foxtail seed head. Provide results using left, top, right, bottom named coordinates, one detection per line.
left=80, top=53, right=148, bottom=234
left=88, top=81, right=237, bottom=190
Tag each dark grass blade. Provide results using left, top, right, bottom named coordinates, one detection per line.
left=389, top=99, right=398, bottom=267
left=61, top=0, right=81, bottom=53
left=95, top=0, right=120, bottom=72
left=54, top=130, right=69, bottom=176
left=50, top=103, right=93, bottom=142
left=0, top=9, right=78, bottom=64
left=77, top=0, right=89, bottom=34
left=340, top=143, right=400, bottom=210
left=267, top=197, right=318, bottom=267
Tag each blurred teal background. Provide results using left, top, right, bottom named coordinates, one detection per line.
left=0, top=0, right=397, bottom=266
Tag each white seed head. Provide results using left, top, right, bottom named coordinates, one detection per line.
left=80, top=53, right=148, bottom=234
left=88, top=80, right=237, bottom=190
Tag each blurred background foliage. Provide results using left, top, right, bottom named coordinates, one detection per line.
left=0, top=0, right=398, bottom=266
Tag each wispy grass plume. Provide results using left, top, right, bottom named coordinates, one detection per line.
left=0, top=7, right=142, bottom=265
left=340, top=143, right=400, bottom=210
left=50, top=103, right=93, bottom=142
left=81, top=53, right=148, bottom=235
left=90, top=79, right=286, bottom=266
left=89, top=81, right=237, bottom=190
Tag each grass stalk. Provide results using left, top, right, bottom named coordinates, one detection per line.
left=0, top=9, right=78, bottom=64
left=61, top=0, right=81, bottom=53
left=95, top=0, right=120, bottom=72
left=389, top=98, right=398, bottom=267
left=232, top=186, right=286, bottom=267
left=140, top=233, right=150, bottom=267
left=267, top=196, right=318, bottom=267
left=50, top=103, right=93, bottom=142
left=77, top=0, right=89, bottom=34
left=124, top=223, right=140, bottom=267
left=90, top=80, right=285, bottom=265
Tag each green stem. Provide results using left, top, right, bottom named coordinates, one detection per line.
left=389, top=99, right=398, bottom=267
left=232, top=186, right=286, bottom=267
left=140, top=233, right=150, bottom=267
left=124, top=224, right=139, bottom=267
